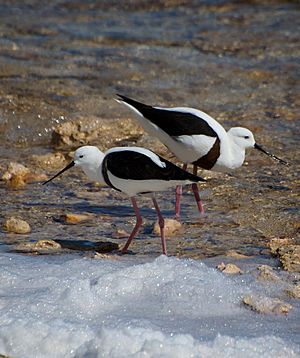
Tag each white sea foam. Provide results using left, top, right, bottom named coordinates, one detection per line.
left=0, top=253, right=298, bottom=358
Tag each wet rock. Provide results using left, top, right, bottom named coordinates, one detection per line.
left=269, top=237, right=294, bottom=255
left=62, top=213, right=94, bottom=224
left=31, top=152, right=66, bottom=169
left=278, top=245, right=300, bottom=273
left=257, top=265, right=280, bottom=282
left=2, top=162, right=29, bottom=180
left=51, top=116, right=143, bottom=150
left=269, top=238, right=300, bottom=273
left=3, top=217, right=31, bottom=234
left=2, top=162, right=47, bottom=188
left=7, top=173, right=27, bottom=188
left=217, top=262, right=243, bottom=274
left=14, top=239, right=61, bottom=253
left=242, top=294, right=292, bottom=314
left=2, top=162, right=29, bottom=188
left=285, top=284, right=300, bottom=299
left=153, top=218, right=182, bottom=237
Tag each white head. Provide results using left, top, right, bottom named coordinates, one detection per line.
left=72, top=146, right=105, bottom=181
left=74, top=146, right=104, bottom=167
left=227, top=127, right=288, bottom=165
left=43, top=145, right=105, bottom=185
left=227, top=127, right=256, bottom=150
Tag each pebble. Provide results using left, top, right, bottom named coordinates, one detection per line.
left=3, top=217, right=31, bottom=234
left=242, top=294, right=292, bottom=315
left=269, top=238, right=300, bottom=273
left=153, top=218, right=182, bottom=237
left=62, top=213, right=94, bottom=224
left=216, top=262, right=243, bottom=274
left=113, top=228, right=130, bottom=238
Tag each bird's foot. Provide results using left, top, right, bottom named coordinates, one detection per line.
left=118, top=249, right=135, bottom=256
left=173, top=214, right=181, bottom=222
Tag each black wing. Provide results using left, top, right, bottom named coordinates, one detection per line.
left=102, top=150, right=205, bottom=187
left=117, top=94, right=217, bottom=137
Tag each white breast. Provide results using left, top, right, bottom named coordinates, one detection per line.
left=107, top=172, right=193, bottom=197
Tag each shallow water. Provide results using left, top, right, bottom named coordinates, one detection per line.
left=0, top=1, right=299, bottom=258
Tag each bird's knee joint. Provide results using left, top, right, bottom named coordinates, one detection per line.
left=159, top=218, right=164, bottom=228
left=176, top=186, right=182, bottom=195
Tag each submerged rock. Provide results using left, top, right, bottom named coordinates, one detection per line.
left=217, top=262, right=243, bottom=274
left=285, top=284, right=300, bottom=299
left=242, top=294, right=292, bottom=314
left=153, top=218, right=182, bottom=237
left=3, top=217, right=31, bottom=234
left=257, top=265, right=280, bottom=282
left=31, top=152, right=66, bottom=169
left=225, top=250, right=250, bottom=259
left=34, top=239, right=61, bottom=249
left=14, top=239, right=61, bottom=253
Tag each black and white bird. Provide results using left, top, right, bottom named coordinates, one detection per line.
left=43, top=146, right=205, bottom=255
left=116, top=94, right=288, bottom=218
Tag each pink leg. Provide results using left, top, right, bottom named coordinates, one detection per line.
left=152, top=197, right=167, bottom=255
left=175, top=163, right=188, bottom=219
left=121, top=197, right=143, bottom=254
left=192, top=165, right=204, bottom=214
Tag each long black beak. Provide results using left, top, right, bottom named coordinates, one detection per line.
left=254, top=143, right=288, bottom=165
left=43, top=161, right=75, bottom=185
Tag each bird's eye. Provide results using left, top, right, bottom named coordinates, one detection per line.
left=79, top=155, right=84, bottom=158
left=244, top=136, right=250, bottom=139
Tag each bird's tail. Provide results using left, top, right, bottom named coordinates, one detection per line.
left=115, top=94, right=150, bottom=111
left=161, top=156, right=206, bottom=183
